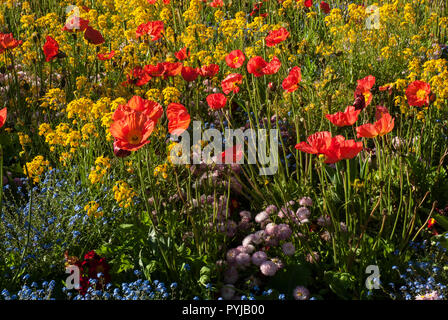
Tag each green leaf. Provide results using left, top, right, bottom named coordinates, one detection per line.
left=119, top=224, right=134, bottom=229
left=323, top=271, right=356, bottom=299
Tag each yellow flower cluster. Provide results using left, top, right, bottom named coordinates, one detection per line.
left=38, top=122, right=82, bottom=153
left=84, top=200, right=103, bottom=218
left=40, top=88, right=66, bottom=111
left=89, top=156, right=111, bottom=185
left=23, top=155, right=51, bottom=184
left=162, top=86, right=181, bottom=104
left=113, top=180, right=137, bottom=208
left=18, top=132, right=31, bottom=154
left=154, top=163, right=169, bottom=179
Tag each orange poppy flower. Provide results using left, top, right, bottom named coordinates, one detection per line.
left=43, top=36, right=59, bottom=62
left=144, top=63, right=165, bottom=77
left=336, top=139, right=363, bottom=161
left=136, top=21, right=164, bottom=41
left=247, top=56, right=268, bottom=77
left=110, top=112, right=156, bottom=151
left=262, top=56, right=281, bottom=75
left=0, top=107, right=7, bottom=128
left=295, top=131, right=333, bottom=155
left=225, top=50, right=246, bottom=69
left=0, top=33, right=22, bottom=53
left=405, top=80, right=431, bottom=107
left=97, top=50, right=115, bottom=60
left=221, top=73, right=243, bottom=95
left=199, top=64, right=220, bottom=78
left=210, top=0, right=224, bottom=7
left=124, top=66, right=151, bottom=86
left=206, top=93, right=227, bottom=110
left=167, top=103, right=191, bottom=136
left=162, top=62, right=183, bottom=78
left=181, top=66, right=199, bottom=82
left=325, top=106, right=360, bottom=127
left=296, top=131, right=363, bottom=163
left=113, top=96, right=163, bottom=122
left=356, top=112, right=394, bottom=138
left=175, top=47, right=189, bottom=61
left=282, top=66, right=302, bottom=92
left=354, top=75, right=375, bottom=108
left=265, top=27, right=289, bottom=47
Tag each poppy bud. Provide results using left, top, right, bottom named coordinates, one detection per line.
left=353, top=93, right=366, bottom=111
left=113, top=140, right=131, bottom=158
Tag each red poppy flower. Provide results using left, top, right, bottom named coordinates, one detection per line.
left=0, top=107, right=7, bottom=128
left=199, top=64, right=220, bottom=78
left=199, top=64, right=219, bottom=78
left=405, top=80, right=431, bottom=107
left=221, top=73, right=243, bottom=95
left=296, top=131, right=362, bottom=163
left=97, top=50, right=115, bottom=60
left=136, top=21, right=164, bottom=41
left=354, top=75, right=375, bottom=107
left=43, top=36, right=59, bottom=62
left=110, top=112, right=156, bottom=151
left=265, top=27, right=289, bottom=47
left=325, top=106, right=361, bottom=127
left=181, top=66, right=199, bottom=82
left=295, top=131, right=333, bottom=155
left=320, top=2, right=330, bottom=13
left=0, top=33, right=22, bottom=54
left=262, top=56, right=281, bottom=75
left=206, top=93, right=227, bottom=110
left=113, top=96, right=163, bottom=122
left=162, top=61, right=183, bottom=78
left=144, top=63, right=165, bottom=77
left=247, top=56, right=268, bottom=77
left=225, top=50, right=246, bottom=69
left=304, top=0, right=313, bottom=7
left=84, top=26, right=105, bottom=45
left=175, top=47, right=190, bottom=61
left=356, top=112, right=394, bottom=138
left=62, top=17, right=89, bottom=32
left=338, top=139, right=363, bottom=160
left=124, top=66, right=151, bottom=86
left=220, top=144, right=243, bottom=164
left=210, top=0, right=224, bottom=7
left=166, top=103, right=191, bottom=136
left=282, top=66, right=302, bottom=92
left=323, top=137, right=363, bottom=164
